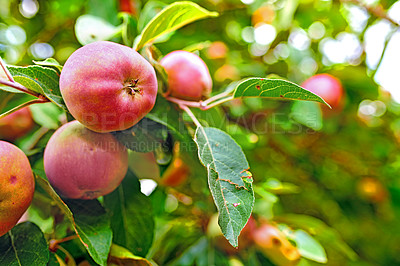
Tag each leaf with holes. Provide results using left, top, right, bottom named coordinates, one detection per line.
left=233, top=78, right=330, bottom=107
left=134, top=1, right=218, bottom=50
left=0, top=222, right=49, bottom=265
left=194, top=127, right=254, bottom=247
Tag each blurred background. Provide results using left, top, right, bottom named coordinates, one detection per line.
left=1, top=0, right=400, bottom=265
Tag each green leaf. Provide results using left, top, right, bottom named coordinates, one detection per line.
left=146, top=96, right=192, bottom=142
left=75, top=14, right=121, bottom=45
left=104, top=170, right=154, bottom=257
left=112, top=117, right=168, bottom=152
left=7, top=65, right=66, bottom=109
left=293, top=230, right=327, bottom=263
left=290, top=101, right=323, bottom=131
left=134, top=1, right=218, bottom=50
left=35, top=174, right=112, bottom=266
left=194, top=127, right=254, bottom=247
left=109, top=244, right=152, bottom=266
left=233, top=78, right=330, bottom=107
left=0, top=222, right=49, bottom=265
left=29, top=102, right=64, bottom=129
left=277, top=214, right=358, bottom=260
left=33, top=58, right=63, bottom=74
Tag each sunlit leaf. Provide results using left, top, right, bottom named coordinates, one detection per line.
left=233, top=78, right=330, bottom=107
left=134, top=1, right=218, bottom=50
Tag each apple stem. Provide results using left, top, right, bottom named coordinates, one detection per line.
left=179, top=104, right=202, bottom=128
left=0, top=56, right=15, bottom=82
left=0, top=98, right=49, bottom=119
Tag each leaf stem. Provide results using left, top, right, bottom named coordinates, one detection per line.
left=202, top=91, right=232, bottom=105
left=166, top=97, right=203, bottom=108
left=0, top=98, right=49, bottom=119
left=179, top=104, right=202, bottom=128
left=0, top=56, right=15, bottom=82
left=201, top=95, right=234, bottom=110
left=0, top=78, right=44, bottom=99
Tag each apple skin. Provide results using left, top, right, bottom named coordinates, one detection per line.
left=44, top=120, right=128, bottom=199
left=0, top=107, right=34, bottom=141
left=0, top=141, right=35, bottom=237
left=301, top=74, right=344, bottom=110
left=252, top=223, right=300, bottom=266
left=60, top=41, right=158, bottom=133
left=160, top=50, right=212, bottom=101
left=160, top=157, right=190, bottom=187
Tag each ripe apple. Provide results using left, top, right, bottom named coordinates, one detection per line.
left=160, top=50, right=212, bottom=101
left=0, top=107, right=34, bottom=141
left=252, top=222, right=300, bottom=265
left=357, top=177, right=388, bottom=203
left=206, top=41, right=228, bottom=59
left=60, top=41, right=158, bottom=133
left=119, top=0, right=138, bottom=15
left=207, top=213, right=256, bottom=255
left=252, top=5, right=275, bottom=27
left=160, top=157, right=190, bottom=187
left=44, top=120, right=128, bottom=199
left=0, top=141, right=35, bottom=236
left=301, top=74, right=344, bottom=110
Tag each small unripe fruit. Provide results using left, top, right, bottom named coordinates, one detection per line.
left=60, top=41, right=158, bottom=133
left=301, top=74, right=344, bottom=109
left=160, top=50, right=212, bottom=101
left=0, top=141, right=35, bottom=236
left=0, top=107, right=34, bottom=141
left=44, top=121, right=128, bottom=199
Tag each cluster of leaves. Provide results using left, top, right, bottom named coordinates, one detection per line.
left=1, top=0, right=400, bottom=265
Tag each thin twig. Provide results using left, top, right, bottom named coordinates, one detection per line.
left=179, top=104, right=202, bottom=128
left=0, top=56, right=14, bottom=82
left=202, top=91, right=232, bottom=105
left=372, top=28, right=396, bottom=79
left=166, top=97, right=203, bottom=108
left=0, top=98, right=48, bottom=119
left=341, top=0, right=400, bottom=27
left=201, top=95, right=234, bottom=110
left=0, top=78, right=44, bottom=99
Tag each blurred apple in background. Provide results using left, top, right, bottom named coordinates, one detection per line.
left=0, top=107, right=34, bottom=141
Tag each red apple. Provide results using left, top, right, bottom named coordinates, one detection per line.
left=0, top=107, right=34, bottom=141
left=160, top=157, right=190, bottom=187
left=44, top=120, right=128, bottom=199
left=252, top=222, right=300, bottom=265
left=60, top=41, right=158, bottom=133
left=207, top=213, right=256, bottom=255
left=119, top=0, right=138, bottom=15
left=0, top=141, right=35, bottom=236
left=160, top=50, right=212, bottom=101
left=301, top=74, right=344, bottom=110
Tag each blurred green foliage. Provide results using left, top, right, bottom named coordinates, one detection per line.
left=1, top=0, right=400, bottom=265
